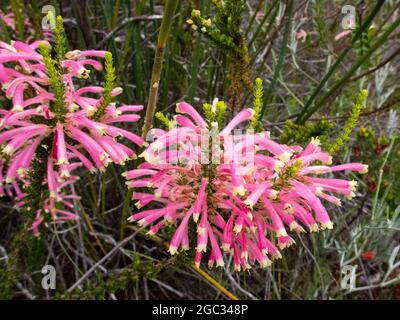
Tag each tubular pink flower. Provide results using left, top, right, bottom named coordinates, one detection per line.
left=0, top=52, right=42, bottom=63
left=174, top=115, right=196, bottom=128
left=0, top=124, right=47, bottom=143
left=220, top=108, right=255, bottom=136
left=335, top=29, right=352, bottom=41
left=176, top=102, right=207, bottom=127
left=117, top=105, right=144, bottom=112
left=208, top=221, right=224, bottom=267
left=103, top=125, right=145, bottom=147
left=329, top=163, right=368, bottom=173
left=123, top=169, right=157, bottom=180
left=66, top=144, right=96, bottom=173
left=55, top=122, right=69, bottom=165
left=68, top=126, right=109, bottom=170
left=0, top=39, right=144, bottom=235
left=47, top=156, right=58, bottom=199
left=3, top=127, right=48, bottom=155
left=76, top=50, right=107, bottom=58
left=257, top=138, right=293, bottom=161
left=244, top=182, right=271, bottom=208
left=169, top=209, right=192, bottom=255
left=264, top=198, right=287, bottom=237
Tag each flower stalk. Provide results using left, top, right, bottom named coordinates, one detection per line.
left=141, top=0, right=179, bottom=138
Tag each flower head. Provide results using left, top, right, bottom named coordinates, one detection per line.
left=0, top=39, right=143, bottom=234
left=125, top=101, right=367, bottom=270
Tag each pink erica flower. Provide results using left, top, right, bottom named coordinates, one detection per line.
left=334, top=30, right=352, bottom=41
left=335, top=18, right=355, bottom=41
left=0, top=40, right=143, bottom=234
left=0, top=8, right=53, bottom=42
left=30, top=156, right=80, bottom=236
left=0, top=10, right=15, bottom=30
left=124, top=101, right=368, bottom=271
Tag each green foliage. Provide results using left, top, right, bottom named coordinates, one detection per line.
left=328, top=90, right=367, bottom=155
left=357, top=126, right=375, bottom=140
left=249, top=77, right=263, bottom=132
left=38, top=15, right=69, bottom=120
left=10, top=0, right=25, bottom=39
left=296, top=1, right=387, bottom=124
left=273, top=159, right=302, bottom=191
left=188, top=0, right=251, bottom=110
left=261, top=0, right=294, bottom=119
left=25, top=1, right=43, bottom=39
left=356, top=127, right=400, bottom=209
left=1, top=0, right=399, bottom=300
left=0, top=228, right=24, bottom=299
left=215, top=100, right=227, bottom=128
left=353, top=10, right=376, bottom=69
left=93, top=52, right=116, bottom=120
left=0, top=12, right=11, bottom=42
left=189, top=9, right=238, bottom=55
left=22, top=136, right=52, bottom=218
left=202, top=102, right=214, bottom=122
left=280, top=118, right=334, bottom=148
left=155, top=111, right=173, bottom=129
left=0, top=224, right=45, bottom=299
left=39, top=43, right=66, bottom=120
left=54, top=15, right=67, bottom=63
left=311, top=0, right=326, bottom=42
left=202, top=100, right=227, bottom=128
left=57, top=254, right=163, bottom=299
left=157, top=0, right=180, bottom=47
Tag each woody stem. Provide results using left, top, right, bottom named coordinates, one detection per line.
left=141, top=0, right=179, bottom=139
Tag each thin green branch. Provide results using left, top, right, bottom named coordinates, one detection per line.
left=259, top=0, right=294, bottom=120
left=141, top=0, right=179, bottom=139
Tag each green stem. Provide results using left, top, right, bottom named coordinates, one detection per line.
left=10, top=0, right=25, bottom=40
left=141, top=0, right=179, bottom=139
left=260, top=0, right=294, bottom=120
left=187, top=35, right=202, bottom=103
left=100, top=170, right=107, bottom=216
left=248, top=0, right=279, bottom=48
left=0, top=18, right=11, bottom=42
left=111, top=0, right=121, bottom=29
left=120, top=189, right=133, bottom=240
left=131, top=1, right=146, bottom=101
left=372, top=137, right=396, bottom=220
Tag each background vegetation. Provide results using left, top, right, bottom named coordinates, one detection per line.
left=0, top=0, right=399, bottom=300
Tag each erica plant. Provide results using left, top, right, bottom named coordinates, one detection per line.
left=0, top=16, right=144, bottom=235
left=124, top=95, right=368, bottom=271
left=0, top=1, right=378, bottom=278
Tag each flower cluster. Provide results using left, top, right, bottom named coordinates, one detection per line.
left=124, top=101, right=367, bottom=271
left=0, top=8, right=53, bottom=42
left=0, top=37, right=144, bottom=234
left=0, top=9, right=15, bottom=29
